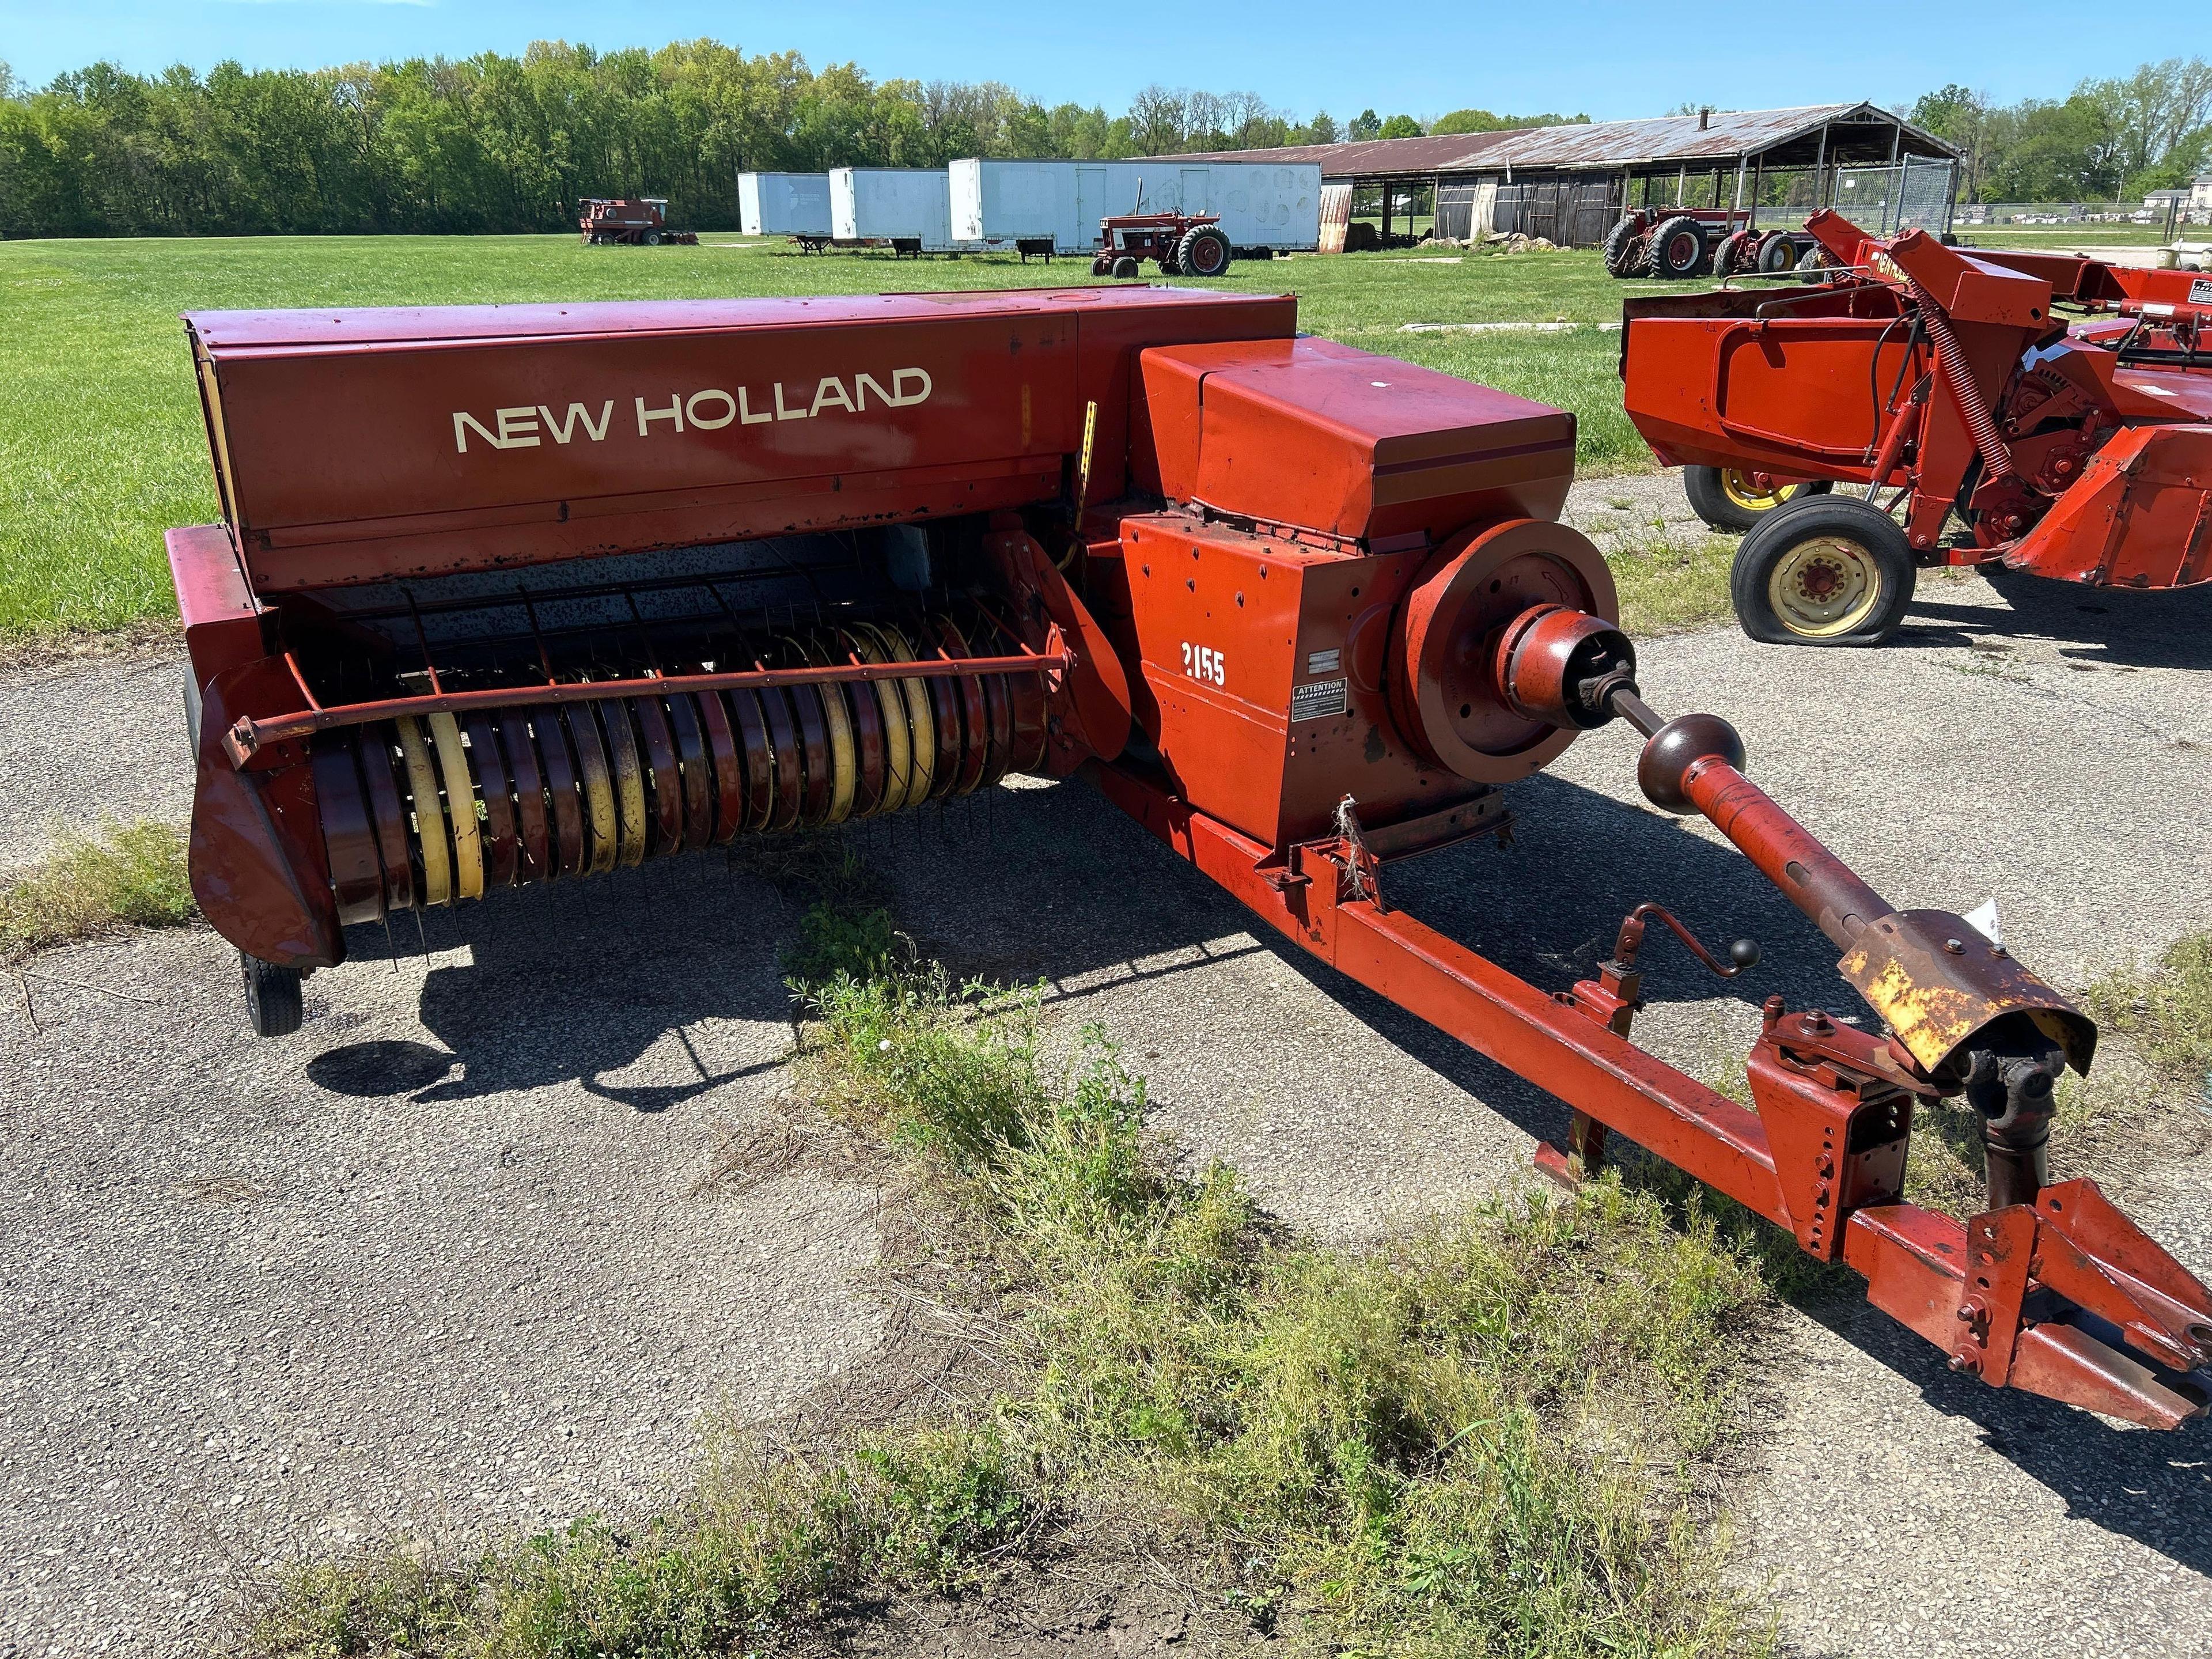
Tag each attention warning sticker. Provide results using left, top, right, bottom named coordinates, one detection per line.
left=1291, top=678, right=1348, bottom=722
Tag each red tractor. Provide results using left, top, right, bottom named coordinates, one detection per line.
left=1090, top=210, right=1235, bottom=279
left=578, top=198, right=699, bottom=247
left=1602, top=207, right=1819, bottom=281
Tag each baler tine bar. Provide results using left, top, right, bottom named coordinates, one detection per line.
left=224, top=652, right=1072, bottom=764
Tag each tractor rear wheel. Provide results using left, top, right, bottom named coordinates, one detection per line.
left=1684, top=465, right=1832, bottom=532
left=1177, top=225, right=1233, bottom=276
left=1649, top=214, right=1710, bottom=279
left=1730, top=497, right=1916, bottom=646
left=241, top=951, right=304, bottom=1037
left=1601, top=214, right=1645, bottom=277
left=1111, top=255, right=1141, bottom=279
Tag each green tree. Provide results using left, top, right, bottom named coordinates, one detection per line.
left=1377, top=113, right=1422, bottom=139
left=1347, top=108, right=1381, bottom=142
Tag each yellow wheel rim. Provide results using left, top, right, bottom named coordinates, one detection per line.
left=1721, top=469, right=1808, bottom=513
left=1768, top=536, right=1881, bottom=637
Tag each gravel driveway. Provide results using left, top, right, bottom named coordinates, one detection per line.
left=3, top=476, right=2208, bottom=1657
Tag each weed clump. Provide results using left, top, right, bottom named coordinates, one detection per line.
left=0, top=817, right=194, bottom=956
left=245, top=914, right=1774, bottom=1658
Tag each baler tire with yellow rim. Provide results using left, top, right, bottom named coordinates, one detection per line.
left=1683, top=464, right=1832, bottom=533
left=1729, top=496, right=1917, bottom=647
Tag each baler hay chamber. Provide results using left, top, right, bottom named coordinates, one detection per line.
left=172, top=284, right=2212, bottom=1430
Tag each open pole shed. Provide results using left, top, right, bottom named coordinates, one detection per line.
left=1167, top=103, right=1959, bottom=251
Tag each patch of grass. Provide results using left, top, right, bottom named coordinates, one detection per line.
left=0, top=817, right=195, bottom=957
left=0, top=237, right=1662, bottom=642
left=2082, top=933, right=2212, bottom=1089
left=247, top=911, right=1774, bottom=1658
left=1603, top=524, right=1741, bottom=637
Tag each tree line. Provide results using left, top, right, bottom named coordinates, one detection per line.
left=1910, top=58, right=2211, bottom=201
left=0, top=37, right=2203, bottom=240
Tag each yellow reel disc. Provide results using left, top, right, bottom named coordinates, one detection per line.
left=849, top=628, right=915, bottom=812
left=872, top=623, right=936, bottom=804
left=426, top=712, right=484, bottom=901
left=393, top=717, right=452, bottom=907
left=567, top=706, right=619, bottom=876
left=790, top=635, right=857, bottom=824
left=600, top=698, right=649, bottom=868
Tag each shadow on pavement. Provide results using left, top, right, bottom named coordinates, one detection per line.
left=293, top=755, right=2204, bottom=1571
left=1892, top=566, right=2212, bottom=670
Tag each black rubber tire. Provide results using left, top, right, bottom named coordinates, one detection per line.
left=1683, top=465, right=1835, bottom=532
left=1177, top=225, right=1232, bottom=277
left=1730, top=496, right=1917, bottom=646
left=1111, top=255, right=1140, bottom=279
left=642, top=229, right=661, bottom=247
left=241, top=951, right=304, bottom=1037
left=1758, top=232, right=1797, bottom=273
left=1796, top=247, right=1835, bottom=282
left=1601, top=215, right=1644, bottom=278
left=1711, top=232, right=1752, bottom=280
left=1090, top=255, right=1113, bottom=276
left=1649, top=214, right=1710, bottom=279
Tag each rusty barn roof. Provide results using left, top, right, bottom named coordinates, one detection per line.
left=1153, top=128, right=1531, bottom=176
left=1151, top=103, right=1953, bottom=180
left=1478, top=103, right=1955, bottom=168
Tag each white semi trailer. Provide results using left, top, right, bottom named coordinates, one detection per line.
left=828, top=168, right=959, bottom=254
left=949, top=160, right=1323, bottom=257
left=737, top=172, right=833, bottom=242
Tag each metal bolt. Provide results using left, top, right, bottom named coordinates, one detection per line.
left=1945, top=938, right=1965, bottom=955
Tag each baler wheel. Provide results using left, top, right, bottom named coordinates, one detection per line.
left=1684, top=464, right=1832, bottom=532
left=1601, top=214, right=1644, bottom=278
left=1730, top=497, right=1916, bottom=646
left=241, top=951, right=303, bottom=1038
left=1649, top=215, right=1710, bottom=279
left=1111, top=255, right=1140, bottom=279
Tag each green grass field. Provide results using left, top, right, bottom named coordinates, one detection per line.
left=1957, top=223, right=2180, bottom=249
left=0, top=234, right=1660, bottom=642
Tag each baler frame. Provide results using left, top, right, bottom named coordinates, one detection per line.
left=169, top=284, right=2212, bottom=1434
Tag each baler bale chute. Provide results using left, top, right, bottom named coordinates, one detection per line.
left=1622, top=209, right=2212, bottom=643
left=172, top=286, right=2212, bottom=1429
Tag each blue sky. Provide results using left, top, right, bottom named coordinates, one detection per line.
left=0, top=1, right=2186, bottom=116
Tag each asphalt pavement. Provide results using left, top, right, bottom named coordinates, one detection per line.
left=3, top=476, right=2208, bottom=1657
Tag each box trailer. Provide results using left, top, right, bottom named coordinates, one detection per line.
left=830, top=168, right=958, bottom=255
left=738, top=172, right=833, bottom=242
left=949, top=160, right=1323, bottom=256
